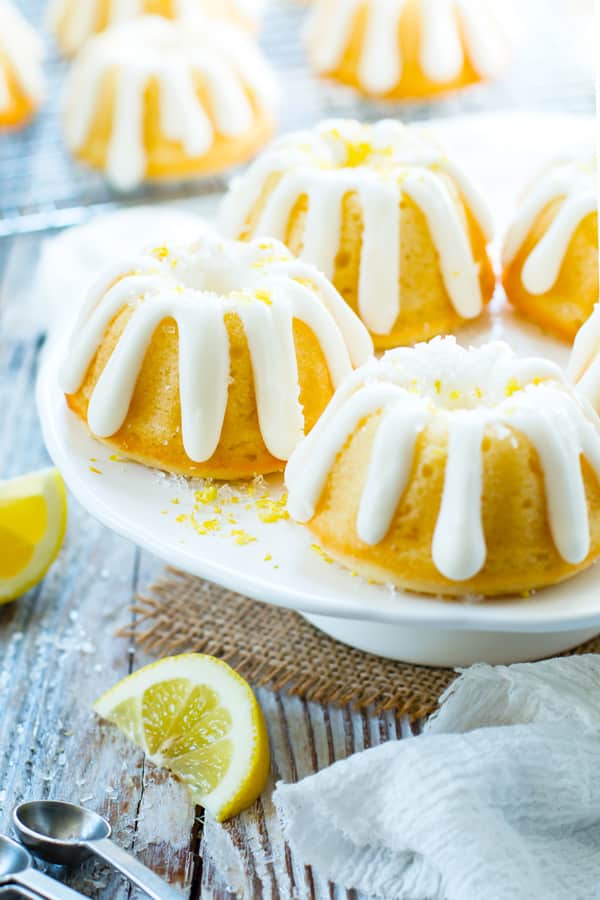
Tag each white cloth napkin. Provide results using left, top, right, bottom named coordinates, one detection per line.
left=274, top=654, right=600, bottom=900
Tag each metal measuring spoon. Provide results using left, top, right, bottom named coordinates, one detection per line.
left=0, top=835, right=85, bottom=900
left=13, top=801, right=181, bottom=900
left=0, top=887, right=39, bottom=899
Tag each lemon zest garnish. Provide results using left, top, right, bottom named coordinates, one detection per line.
left=254, top=289, right=272, bottom=306
left=231, top=529, right=256, bottom=546
left=255, top=495, right=289, bottom=523
left=195, top=486, right=218, bottom=505
left=89, top=467, right=102, bottom=475
left=311, top=544, right=334, bottom=564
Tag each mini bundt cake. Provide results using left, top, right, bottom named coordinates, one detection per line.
left=286, top=338, right=600, bottom=597
left=304, top=0, right=514, bottom=100
left=60, top=230, right=373, bottom=479
left=502, top=149, right=598, bottom=342
left=63, top=15, right=278, bottom=192
left=220, top=119, right=495, bottom=348
left=0, top=0, right=45, bottom=128
left=569, top=303, right=600, bottom=411
left=50, top=0, right=265, bottom=56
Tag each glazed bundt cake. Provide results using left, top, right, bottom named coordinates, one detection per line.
left=0, top=0, right=45, bottom=128
left=220, top=119, right=495, bottom=348
left=60, top=230, right=373, bottom=479
left=305, top=0, right=514, bottom=100
left=503, top=148, right=598, bottom=342
left=286, top=338, right=600, bottom=597
left=63, top=15, right=278, bottom=191
left=50, top=0, right=265, bottom=56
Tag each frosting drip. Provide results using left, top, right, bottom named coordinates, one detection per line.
left=286, top=338, right=600, bottom=582
left=220, top=119, right=493, bottom=337
left=60, top=232, right=373, bottom=463
left=503, top=149, right=597, bottom=295
left=63, top=15, right=278, bottom=191
left=0, top=0, right=45, bottom=113
left=305, top=0, right=514, bottom=94
left=49, top=0, right=266, bottom=53
left=569, top=304, right=600, bottom=412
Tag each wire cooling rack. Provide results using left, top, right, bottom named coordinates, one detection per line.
left=0, top=0, right=595, bottom=237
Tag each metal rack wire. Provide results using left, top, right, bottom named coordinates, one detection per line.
left=0, top=0, right=595, bottom=237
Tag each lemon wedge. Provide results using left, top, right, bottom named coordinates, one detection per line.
left=0, top=468, right=67, bottom=603
left=94, top=654, right=270, bottom=821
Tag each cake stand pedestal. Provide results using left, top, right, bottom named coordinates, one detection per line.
left=303, top=614, right=600, bottom=667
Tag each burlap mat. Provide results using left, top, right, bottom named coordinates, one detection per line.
left=129, top=568, right=600, bottom=720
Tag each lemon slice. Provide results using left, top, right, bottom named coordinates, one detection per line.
left=94, top=654, right=270, bottom=821
left=0, top=468, right=67, bottom=603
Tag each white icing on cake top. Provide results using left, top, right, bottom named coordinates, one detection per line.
left=569, top=304, right=600, bottom=412
left=0, top=0, right=45, bottom=114
left=60, top=231, right=373, bottom=463
left=63, top=15, right=278, bottom=192
left=49, top=0, right=266, bottom=54
left=220, top=118, right=493, bottom=337
left=286, top=338, right=600, bottom=582
left=503, top=149, right=597, bottom=295
left=305, top=0, right=514, bottom=95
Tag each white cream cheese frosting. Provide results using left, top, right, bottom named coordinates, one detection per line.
left=220, top=118, right=493, bottom=337
left=569, top=304, right=600, bottom=412
left=286, top=337, right=600, bottom=582
left=60, top=231, right=373, bottom=463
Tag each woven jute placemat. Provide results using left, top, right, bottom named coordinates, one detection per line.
left=130, top=568, right=600, bottom=720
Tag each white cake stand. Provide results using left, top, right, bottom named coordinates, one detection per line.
left=36, top=112, right=600, bottom=667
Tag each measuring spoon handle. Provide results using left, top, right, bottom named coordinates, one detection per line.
left=87, top=837, right=181, bottom=900
left=16, top=868, right=87, bottom=900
